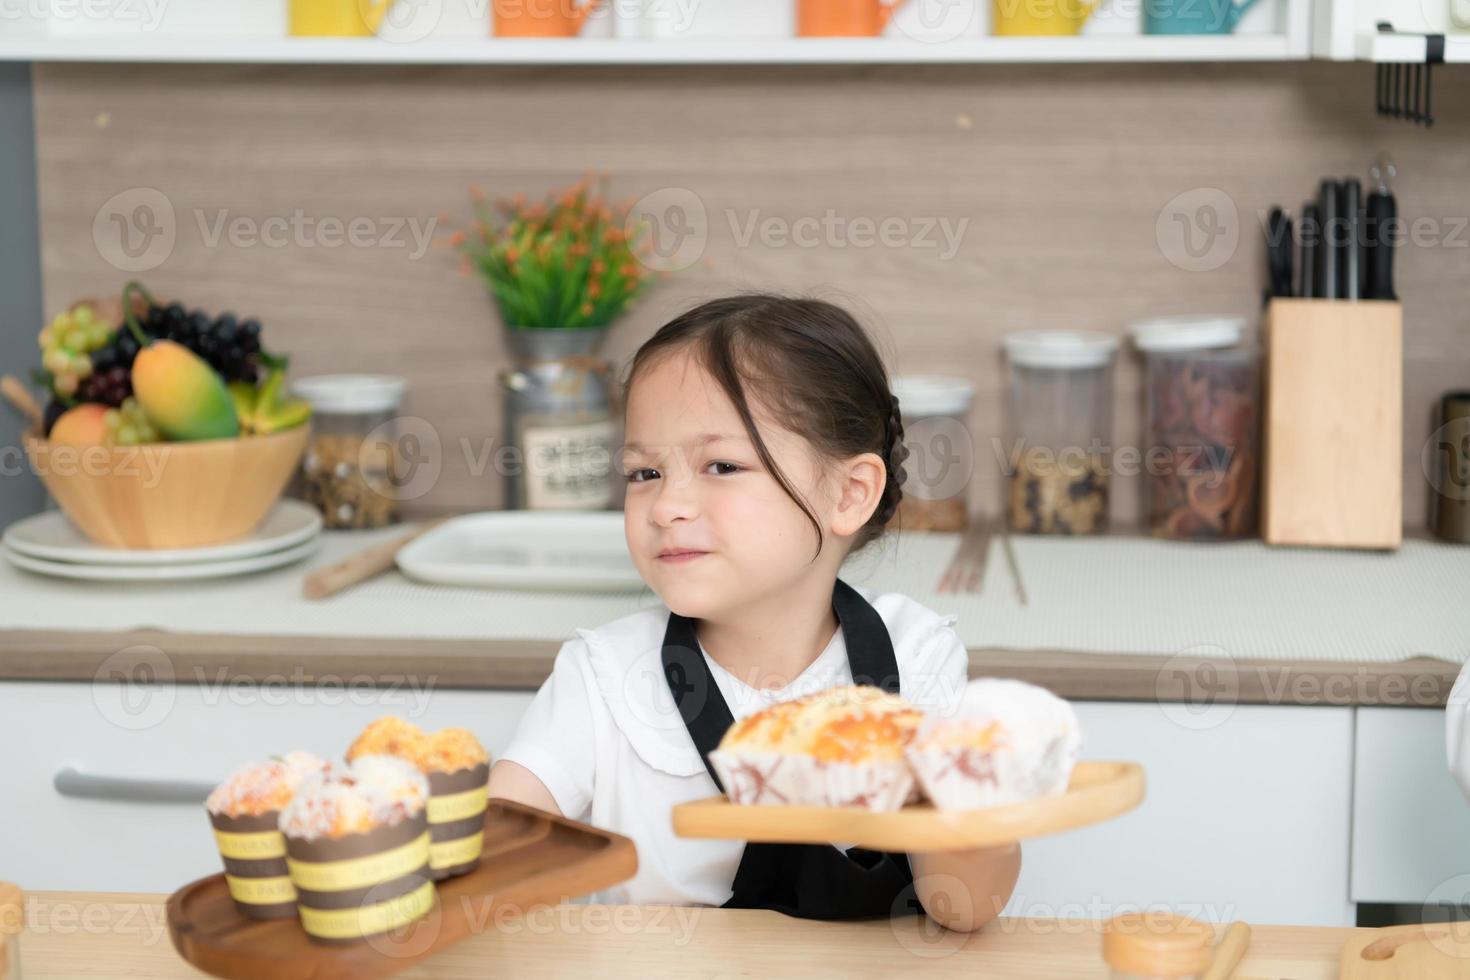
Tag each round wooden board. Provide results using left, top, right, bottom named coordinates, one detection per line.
left=672, top=761, right=1145, bottom=851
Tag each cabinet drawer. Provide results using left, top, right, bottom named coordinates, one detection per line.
left=1352, top=706, right=1470, bottom=904
left=0, top=680, right=533, bottom=893
left=1004, top=702, right=1355, bottom=926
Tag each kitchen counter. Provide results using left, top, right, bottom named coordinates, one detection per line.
left=17, top=892, right=1362, bottom=979
left=2, top=527, right=1465, bottom=706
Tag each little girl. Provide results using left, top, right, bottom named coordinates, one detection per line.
left=489, top=295, right=1021, bottom=931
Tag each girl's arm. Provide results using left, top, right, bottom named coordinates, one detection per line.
left=909, top=844, right=1022, bottom=933
left=488, top=758, right=564, bottom=816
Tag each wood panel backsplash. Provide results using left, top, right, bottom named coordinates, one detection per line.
left=31, top=62, right=1470, bottom=526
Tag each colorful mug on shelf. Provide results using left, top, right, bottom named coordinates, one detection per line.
left=1143, top=0, right=1258, bottom=33
left=797, top=0, right=910, bottom=36
left=493, top=0, right=605, bottom=36
left=289, top=0, right=395, bottom=36
left=991, top=0, right=1097, bottom=35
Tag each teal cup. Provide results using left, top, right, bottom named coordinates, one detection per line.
left=1144, top=0, right=1257, bottom=33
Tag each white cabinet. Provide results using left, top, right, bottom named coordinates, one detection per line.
left=1351, top=707, right=1470, bottom=905
left=1002, top=702, right=1356, bottom=927
left=0, top=681, right=533, bottom=893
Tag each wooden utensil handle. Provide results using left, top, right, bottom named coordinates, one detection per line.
left=302, top=519, right=445, bottom=600
left=0, top=375, right=44, bottom=431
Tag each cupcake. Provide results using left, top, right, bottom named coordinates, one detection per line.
left=279, top=754, right=435, bottom=945
left=906, top=679, right=1081, bottom=811
left=205, top=751, right=333, bottom=920
left=347, top=718, right=491, bottom=880
left=709, top=685, right=925, bottom=812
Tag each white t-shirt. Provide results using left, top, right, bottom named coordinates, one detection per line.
left=499, top=585, right=970, bottom=907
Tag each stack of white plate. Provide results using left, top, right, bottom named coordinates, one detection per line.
left=2, top=500, right=323, bottom=583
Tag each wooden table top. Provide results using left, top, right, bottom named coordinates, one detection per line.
left=15, top=891, right=1365, bottom=979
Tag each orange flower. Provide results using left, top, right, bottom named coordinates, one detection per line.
left=458, top=256, right=472, bottom=277
left=590, top=259, right=606, bottom=276
left=505, top=247, right=521, bottom=264
left=588, top=281, right=603, bottom=299
left=619, top=263, right=639, bottom=278
left=469, top=184, right=485, bottom=202
left=447, top=230, right=467, bottom=247
left=580, top=302, right=594, bottom=316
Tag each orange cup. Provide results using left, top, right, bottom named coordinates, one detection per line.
left=798, top=0, right=910, bottom=35
left=493, top=0, right=604, bottom=36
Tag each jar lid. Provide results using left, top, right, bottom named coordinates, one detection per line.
left=1002, top=330, right=1118, bottom=369
left=291, top=375, right=406, bottom=414
left=892, top=375, right=975, bottom=418
left=1130, top=315, right=1246, bottom=353
left=1102, top=913, right=1214, bottom=977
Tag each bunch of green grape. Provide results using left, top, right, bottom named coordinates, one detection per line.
left=38, top=304, right=115, bottom=398
left=103, top=397, right=161, bottom=447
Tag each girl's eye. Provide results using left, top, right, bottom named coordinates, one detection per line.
left=706, top=461, right=742, bottom=475
left=625, top=468, right=659, bottom=483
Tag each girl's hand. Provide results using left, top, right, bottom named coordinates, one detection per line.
left=908, top=843, right=1022, bottom=933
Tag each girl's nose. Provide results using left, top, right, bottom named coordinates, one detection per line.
left=649, top=455, right=698, bottom=526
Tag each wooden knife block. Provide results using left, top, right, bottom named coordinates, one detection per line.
left=1262, top=298, right=1403, bottom=550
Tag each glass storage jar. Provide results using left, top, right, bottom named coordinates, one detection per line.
left=889, top=375, right=976, bottom=533
left=1002, top=330, right=1118, bottom=535
left=1131, top=316, right=1260, bottom=541
left=291, top=375, right=406, bottom=530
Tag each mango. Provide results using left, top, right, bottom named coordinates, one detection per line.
left=48, top=403, right=110, bottom=446
left=131, top=340, right=240, bottom=441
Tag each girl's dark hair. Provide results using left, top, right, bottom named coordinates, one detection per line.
left=622, top=294, right=907, bottom=560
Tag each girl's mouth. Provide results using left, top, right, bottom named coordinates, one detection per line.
left=658, top=549, right=709, bottom=564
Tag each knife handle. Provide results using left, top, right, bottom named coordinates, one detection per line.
left=1317, top=179, right=1340, bottom=300
left=1340, top=178, right=1362, bottom=300
left=1299, top=203, right=1320, bottom=299
left=1365, top=191, right=1397, bottom=301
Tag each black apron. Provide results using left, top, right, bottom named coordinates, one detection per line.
left=660, top=577, right=920, bottom=920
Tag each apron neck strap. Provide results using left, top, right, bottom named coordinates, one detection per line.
left=660, top=578, right=900, bottom=791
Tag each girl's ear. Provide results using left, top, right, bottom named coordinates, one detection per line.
left=830, top=452, right=887, bottom=537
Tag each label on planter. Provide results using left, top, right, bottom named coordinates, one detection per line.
left=520, top=418, right=616, bottom=510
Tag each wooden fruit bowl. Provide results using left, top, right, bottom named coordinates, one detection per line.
left=22, top=424, right=311, bottom=550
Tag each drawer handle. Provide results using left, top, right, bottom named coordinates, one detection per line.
left=54, top=766, right=214, bottom=804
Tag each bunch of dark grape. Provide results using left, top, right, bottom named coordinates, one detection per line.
left=141, top=303, right=263, bottom=384
left=77, top=365, right=133, bottom=407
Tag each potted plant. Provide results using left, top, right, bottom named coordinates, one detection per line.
left=454, top=177, right=655, bottom=363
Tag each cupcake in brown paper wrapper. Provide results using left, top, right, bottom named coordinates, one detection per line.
left=204, top=751, right=333, bottom=919
left=279, top=754, right=435, bottom=944
left=348, top=718, right=490, bottom=880
left=906, top=679, right=1081, bottom=811
left=709, top=685, right=924, bottom=812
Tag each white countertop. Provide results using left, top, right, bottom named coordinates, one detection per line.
left=3, top=527, right=1467, bottom=666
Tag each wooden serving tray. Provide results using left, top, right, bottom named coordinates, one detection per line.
left=673, top=761, right=1144, bottom=851
left=1341, top=923, right=1470, bottom=978
left=168, top=800, right=637, bottom=980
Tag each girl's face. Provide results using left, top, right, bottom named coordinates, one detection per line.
left=621, top=351, right=840, bottom=620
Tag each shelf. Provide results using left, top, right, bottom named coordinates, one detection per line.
left=0, top=35, right=1303, bottom=65
left=1355, top=30, right=1470, bottom=61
